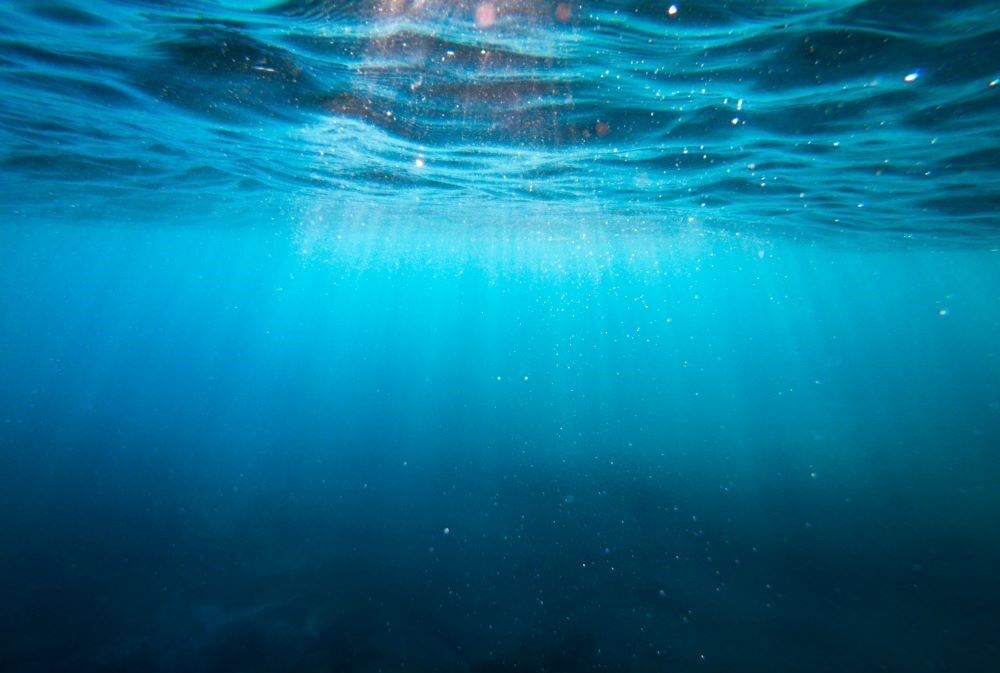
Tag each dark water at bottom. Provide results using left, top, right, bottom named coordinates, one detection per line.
left=1, top=219, right=998, bottom=672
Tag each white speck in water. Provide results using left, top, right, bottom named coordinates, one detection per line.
left=938, top=308, right=948, bottom=317
left=667, top=5, right=678, bottom=16
left=443, top=527, right=451, bottom=535
left=904, top=72, right=919, bottom=82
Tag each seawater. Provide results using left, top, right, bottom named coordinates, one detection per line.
left=1, top=2, right=998, bottom=672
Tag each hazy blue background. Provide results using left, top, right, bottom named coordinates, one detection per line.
left=1, top=1, right=999, bottom=671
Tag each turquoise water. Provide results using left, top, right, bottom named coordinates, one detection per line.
left=1, top=2, right=999, bottom=672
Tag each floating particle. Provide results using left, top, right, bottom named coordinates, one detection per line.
left=443, top=527, right=451, bottom=535
left=904, top=72, right=919, bottom=82
left=556, top=3, right=572, bottom=23
left=668, top=5, right=678, bottom=16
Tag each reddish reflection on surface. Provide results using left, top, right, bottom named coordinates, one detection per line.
left=321, top=2, right=612, bottom=146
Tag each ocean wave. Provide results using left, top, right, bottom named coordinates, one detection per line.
left=0, top=0, right=997, bottom=242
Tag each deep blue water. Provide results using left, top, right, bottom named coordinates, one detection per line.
left=1, top=2, right=999, bottom=672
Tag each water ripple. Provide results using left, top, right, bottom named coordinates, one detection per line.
left=1, top=0, right=997, bottom=242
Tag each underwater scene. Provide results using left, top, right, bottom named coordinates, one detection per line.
left=1, top=1, right=999, bottom=671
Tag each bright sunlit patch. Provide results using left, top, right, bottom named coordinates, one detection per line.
left=294, top=189, right=721, bottom=278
